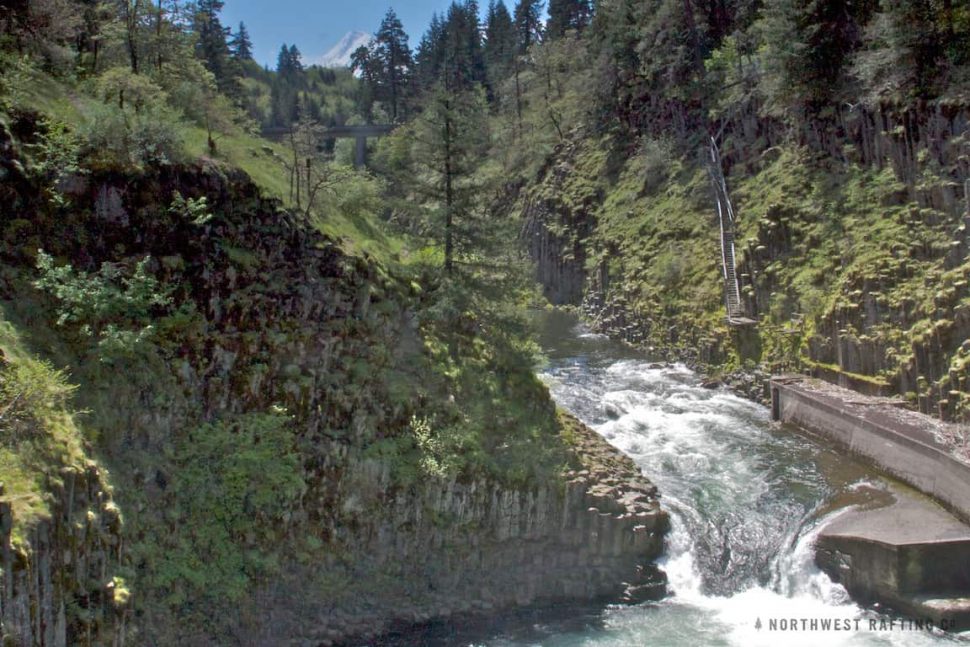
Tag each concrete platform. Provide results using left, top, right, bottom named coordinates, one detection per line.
left=821, top=487, right=970, bottom=545
left=816, top=487, right=970, bottom=629
left=769, top=376, right=970, bottom=628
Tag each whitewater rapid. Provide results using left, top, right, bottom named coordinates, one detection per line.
left=380, top=313, right=964, bottom=646
left=521, top=319, right=959, bottom=647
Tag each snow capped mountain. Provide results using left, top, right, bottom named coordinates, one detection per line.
left=313, top=31, right=372, bottom=68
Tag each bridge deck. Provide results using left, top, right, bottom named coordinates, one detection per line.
left=260, top=124, right=395, bottom=139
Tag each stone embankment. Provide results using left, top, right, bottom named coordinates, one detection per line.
left=0, top=464, right=127, bottom=646
left=770, top=376, right=970, bottom=519
left=319, top=413, right=669, bottom=646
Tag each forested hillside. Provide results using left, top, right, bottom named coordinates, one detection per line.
left=0, top=1, right=670, bottom=644
left=2, top=0, right=970, bottom=643
left=345, top=0, right=970, bottom=425
left=355, top=0, right=970, bottom=423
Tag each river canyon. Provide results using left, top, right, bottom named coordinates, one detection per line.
left=380, top=310, right=965, bottom=646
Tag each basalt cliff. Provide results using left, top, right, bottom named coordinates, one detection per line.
left=521, top=102, right=970, bottom=423
left=0, top=116, right=667, bottom=645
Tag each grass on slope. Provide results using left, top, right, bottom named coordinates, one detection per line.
left=8, top=66, right=405, bottom=265
left=0, top=306, right=96, bottom=544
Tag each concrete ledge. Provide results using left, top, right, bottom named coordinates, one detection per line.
left=815, top=488, right=970, bottom=629
left=770, top=376, right=970, bottom=523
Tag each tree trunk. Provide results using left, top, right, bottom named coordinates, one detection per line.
left=390, top=50, right=398, bottom=122
left=125, top=1, right=139, bottom=74
left=943, top=0, right=954, bottom=41
left=514, top=59, right=523, bottom=139
left=682, top=0, right=703, bottom=72
left=156, top=0, right=164, bottom=72
left=444, top=98, right=454, bottom=275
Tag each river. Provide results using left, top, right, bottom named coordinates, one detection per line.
left=381, top=310, right=965, bottom=646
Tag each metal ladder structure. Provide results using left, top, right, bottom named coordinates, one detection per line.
left=706, top=138, right=753, bottom=326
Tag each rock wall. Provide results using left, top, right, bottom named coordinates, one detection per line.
left=522, top=199, right=590, bottom=306
left=0, top=135, right=669, bottom=646
left=0, top=465, right=127, bottom=646
left=521, top=103, right=970, bottom=421
left=257, top=415, right=668, bottom=646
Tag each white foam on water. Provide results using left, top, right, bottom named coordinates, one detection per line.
left=536, top=355, right=963, bottom=647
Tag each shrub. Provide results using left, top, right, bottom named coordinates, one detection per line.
left=168, top=192, right=213, bottom=226
left=0, top=52, right=33, bottom=110
left=80, top=69, right=184, bottom=169
left=79, top=101, right=184, bottom=169
left=0, top=355, right=75, bottom=445
left=147, top=411, right=304, bottom=607
left=28, top=117, right=81, bottom=206
left=95, top=67, right=167, bottom=113
left=33, top=250, right=173, bottom=357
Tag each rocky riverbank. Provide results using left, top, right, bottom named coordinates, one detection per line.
left=0, top=411, right=669, bottom=647
left=577, top=294, right=772, bottom=406
left=329, top=412, right=669, bottom=646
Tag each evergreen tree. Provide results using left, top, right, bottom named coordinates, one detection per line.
left=513, top=0, right=543, bottom=53
left=351, top=44, right=380, bottom=120
left=850, top=0, right=968, bottom=102
left=271, top=43, right=306, bottom=126
left=373, top=8, right=413, bottom=121
left=288, top=44, right=304, bottom=74
left=415, top=12, right=446, bottom=91
left=546, top=0, right=590, bottom=39
left=230, top=21, right=253, bottom=61
left=193, top=0, right=236, bottom=94
left=760, top=0, right=872, bottom=111
left=412, top=84, right=490, bottom=274
left=276, top=43, right=291, bottom=75
left=484, top=0, right=516, bottom=90
left=883, top=0, right=946, bottom=98
left=415, top=2, right=486, bottom=93
left=441, top=0, right=487, bottom=91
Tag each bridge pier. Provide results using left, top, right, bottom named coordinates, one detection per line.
left=355, top=136, right=367, bottom=168
left=260, top=124, right=393, bottom=169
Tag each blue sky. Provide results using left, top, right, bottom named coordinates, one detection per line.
left=221, top=0, right=504, bottom=68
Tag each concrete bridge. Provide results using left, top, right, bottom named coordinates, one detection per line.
left=260, top=124, right=395, bottom=168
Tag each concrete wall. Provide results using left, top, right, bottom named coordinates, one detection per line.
left=771, top=378, right=970, bottom=522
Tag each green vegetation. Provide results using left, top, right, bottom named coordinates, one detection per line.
left=143, top=411, right=303, bottom=608
left=3, top=0, right=970, bottom=642
left=0, top=311, right=92, bottom=542
left=33, top=251, right=174, bottom=356
left=0, top=2, right=586, bottom=642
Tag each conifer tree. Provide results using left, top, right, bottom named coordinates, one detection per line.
left=288, top=44, right=304, bottom=74
left=441, top=1, right=487, bottom=91
left=193, top=0, right=236, bottom=94
left=760, top=0, right=871, bottom=111
left=276, top=43, right=292, bottom=76
left=414, top=2, right=486, bottom=93
left=415, top=12, right=446, bottom=91
left=513, top=0, right=543, bottom=53
left=351, top=44, right=380, bottom=120
left=413, top=84, right=489, bottom=274
left=373, top=8, right=412, bottom=121
left=484, top=0, right=516, bottom=92
left=882, top=0, right=946, bottom=98
left=546, top=0, right=590, bottom=39
left=271, top=43, right=306, bottom=126
left=230, top=21, right=253, bottom=61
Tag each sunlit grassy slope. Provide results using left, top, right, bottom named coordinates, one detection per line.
left=12, top=69, right=406, bottom=265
